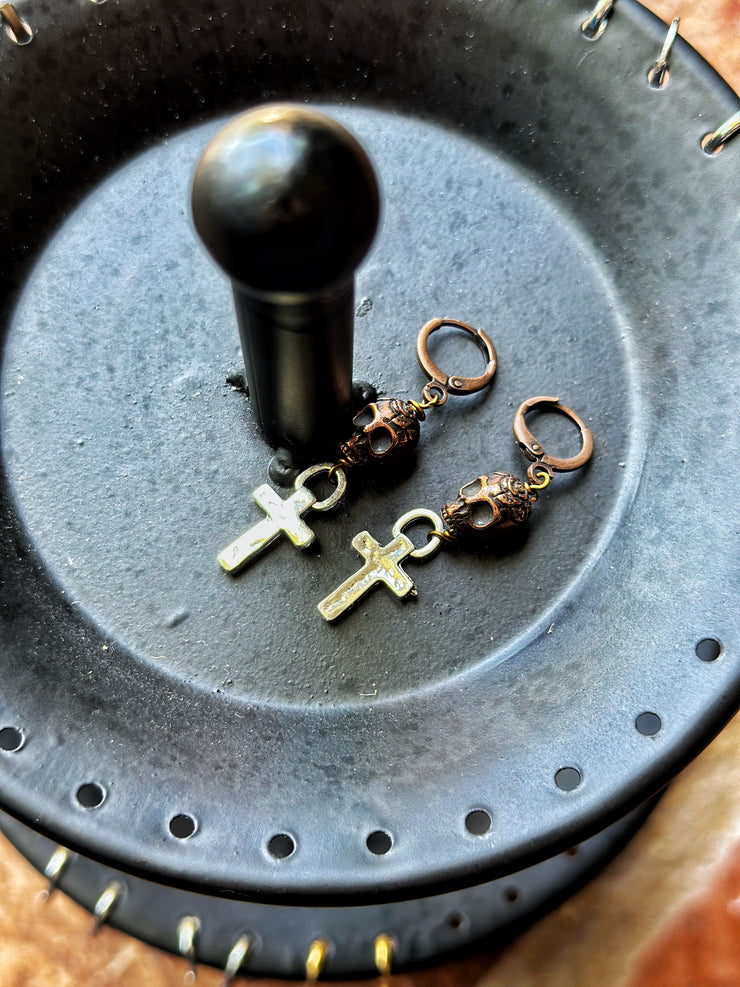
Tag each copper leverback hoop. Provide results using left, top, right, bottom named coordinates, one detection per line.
left=415, top=318, right=497, bottom=396
left=513, top=396, right=594, bottom=473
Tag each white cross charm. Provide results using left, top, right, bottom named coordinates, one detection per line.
left=218, top=483, right=317, bottom=574
left=318, top=530, right=418, bottom=622
left=318, top=508, right=446, bottom=623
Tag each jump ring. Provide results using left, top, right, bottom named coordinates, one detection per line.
left=420, top=383, right=446, bottom=408
left=525, top=465, right=553, bottom=491
left=392, top=508, right=446, bottom=559
left=295, top=462, right=348, bottom=512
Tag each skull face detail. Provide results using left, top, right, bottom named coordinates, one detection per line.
left=340, top=398, right=423, bottom=467
left=442, top=472, right=533, bottom=538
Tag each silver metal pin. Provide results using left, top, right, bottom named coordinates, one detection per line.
left=92, top=880, right=123, bottom=932
left=581, top=0, right=615, bottom=40
left=701, top=110, right=740, bottom=155
left=177, top=915, right=200, bottom=977
left=40, top=846, right=70, bottom=900
left=648, top=17, right=679, bottom=88
left=220, top=934, right=252, bottom=987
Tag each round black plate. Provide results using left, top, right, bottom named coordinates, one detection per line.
left=0, top=801, right=656, bottom=977
left=0, top=0, right=738, bottom=908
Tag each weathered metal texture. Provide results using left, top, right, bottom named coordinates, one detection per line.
left=0, top=0, right=738, bottom=975
left=0, top=802, right=656, bottom=977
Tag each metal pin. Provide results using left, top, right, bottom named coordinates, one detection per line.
left=374, top=934, right=396, bottom=976
left=701, top=110, right=740, bottom=155
left=177, top=916, right=200, bottom=976
left=39, top=846, right=70, bottom=900
left=305, top=938, right=331, bottom=982
left=648, top=18, right=679, bottom=89
left=220, top=935, right=252, bottom=987
left=581, top=0, right=615, bottom=40
left=92, top=880, right=123, bottom=932
left=1, top=3, right=33, bottom=44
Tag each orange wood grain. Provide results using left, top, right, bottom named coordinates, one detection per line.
left=630, top=843, right=740, bottom=987
left=478, top=712, right=740, bottom=987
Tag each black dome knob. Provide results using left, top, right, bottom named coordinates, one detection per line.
left=190, top=104, right=380, bottom=456
left=191, top=104, right=380, bottom=294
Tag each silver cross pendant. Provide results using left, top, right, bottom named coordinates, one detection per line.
left=218, top=463, right=347, bottom=575
left=318, top=508, right=446, bottom=622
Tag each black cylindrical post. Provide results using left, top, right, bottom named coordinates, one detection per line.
left=191, top=104, right=380, bottom=457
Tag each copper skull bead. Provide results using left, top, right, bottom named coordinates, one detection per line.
left=442, top=472, right=534, bottom=538
left=339, top=398, right=424, bottom=467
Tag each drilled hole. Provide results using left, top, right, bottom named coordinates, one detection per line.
left=555, top=767, right=581, bottom=792
left=581, top=1, right=613, bottom=41
left=696, top=638, right=721, bottom=662
left=470, top=501, right=495, bottom=527
left=76, top=782, right=106, bottom=809
left=465, top=809, right=492, bottom=836
left=504, top=887, right=519, bottom=903
left=447, top=913, right=465, bottom=930
left=366, top=830, right=393, bottom=855
left=566, top=846, right=579, bottom=857
left=369, top=428, right=393, bottom=455
left=701, top=133, right=725, bottom=156
left=267, top=833, right=295, bottom=859
left=635, top=711, right=662, bottom=736
left=169, top=814, right=197, bottom=839
left=353, top=408, right=375, bottom=428
left=647, top=65, right=670, bottom=89
left=0, top=727, right=24, bottom=752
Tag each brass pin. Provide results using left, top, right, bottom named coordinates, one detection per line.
left=92, top=880, right=123, bottom=932
left=305, top=938, right=331, bottom=982
left=177, top=916, right=200, bottom=977
left=374, top=934, right=396, bottom=976
left=0, top=3, right=32, bottom=43
left=220, top=934, right=252, bottom=987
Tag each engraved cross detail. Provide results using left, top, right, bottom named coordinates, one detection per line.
left=318, top=531, right=417, bottom=622
left=218, top=483, right=317, bottom=574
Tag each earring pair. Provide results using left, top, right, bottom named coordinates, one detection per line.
left=216, top=319, right=594, bottom=625
left=217, top=318, right=497, bottom=574
left=318, top=396, right=594, bottom=622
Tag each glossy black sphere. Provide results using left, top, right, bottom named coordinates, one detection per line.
left=191, top=104, right=380, bottom=294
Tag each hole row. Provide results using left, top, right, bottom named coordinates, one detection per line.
left=0, top=701, right=676, bottom=809
left=555, top=706, right=668, bottom=791
left=0, top=639, right=724, bottom=857
left=0, top=709, right=689, bottom=833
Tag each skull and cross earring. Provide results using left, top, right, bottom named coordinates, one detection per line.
left=217, top=318, right=497, bottom=574
left=317, top=396, right=594, bottom=622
